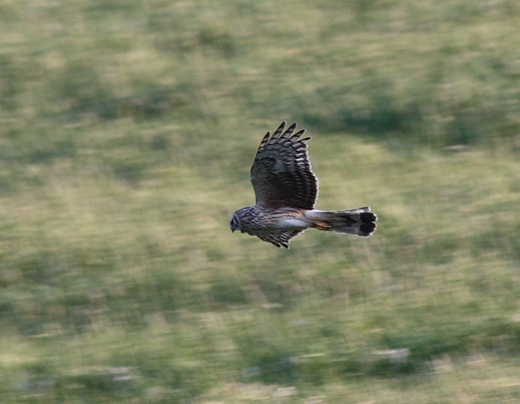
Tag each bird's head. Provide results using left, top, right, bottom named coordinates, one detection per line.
left=230, top=212, right=241, bottom=233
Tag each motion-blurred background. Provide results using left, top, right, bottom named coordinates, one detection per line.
left=1, top=1, right=519, bottom=402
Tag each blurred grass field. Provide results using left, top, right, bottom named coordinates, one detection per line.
left=1, top=0, right=520, bottom=402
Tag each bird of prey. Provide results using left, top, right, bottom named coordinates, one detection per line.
left=230, top=121, right=377, bottom=248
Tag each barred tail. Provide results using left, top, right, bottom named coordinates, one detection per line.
left=305, top=207, right=377, bottom=237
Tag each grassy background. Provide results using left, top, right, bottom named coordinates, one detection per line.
left=1, top=0, right=520, bottom=402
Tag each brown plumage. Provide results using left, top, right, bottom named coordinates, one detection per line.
left=230, top=121, right=377, bottom=248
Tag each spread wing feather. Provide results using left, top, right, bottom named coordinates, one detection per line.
left=256, top=229, right=307, bottom=249
left=250, top=121, right=318, bottom=210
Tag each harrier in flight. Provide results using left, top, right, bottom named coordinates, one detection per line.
left=230, top=122, right=377, bottom=248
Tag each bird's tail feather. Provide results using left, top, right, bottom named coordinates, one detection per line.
left=306, top=207, right=377, bottom=237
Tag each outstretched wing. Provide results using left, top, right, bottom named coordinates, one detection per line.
left=256, top=229, right=307, bottom=249
left=250, top=122, right=318, bottom=210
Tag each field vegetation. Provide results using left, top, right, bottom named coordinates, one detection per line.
left=0, top=0, right=519, bottom=402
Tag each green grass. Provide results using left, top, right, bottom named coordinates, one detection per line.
left=1, top=0, right=520, bottom=402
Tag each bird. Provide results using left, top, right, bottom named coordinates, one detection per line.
left=230, top=121, right=377, bottom=248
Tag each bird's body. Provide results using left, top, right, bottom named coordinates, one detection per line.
left=230, top=122, right=377, bottom=248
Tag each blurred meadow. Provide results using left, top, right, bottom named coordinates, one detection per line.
left=1, top=0, right=520, bottom=402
